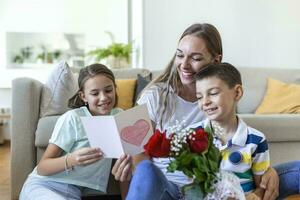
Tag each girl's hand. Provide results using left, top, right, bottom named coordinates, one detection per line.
left=260, top=167, right=279, bottom=200
left=111, top=154, right=132, bottom=182
left=68, top=147, right=103, bottom=167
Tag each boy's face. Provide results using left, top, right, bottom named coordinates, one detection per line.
left=196, top=76, right=242, bottom=123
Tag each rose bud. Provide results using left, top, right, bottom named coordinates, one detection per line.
left=144, top=129, right=171, bottom=157
left=187, top=128, right=209, bottom=153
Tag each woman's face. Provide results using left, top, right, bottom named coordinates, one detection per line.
left=175, top=35, right=216, bottom=86
left=80, top=74, right=116, bottom=116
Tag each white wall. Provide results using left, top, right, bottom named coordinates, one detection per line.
left=0, top=0, right=129, bottom=140
left=0, top=0, right=128, bottom=88
left=141, top=0, right=300, bottom=70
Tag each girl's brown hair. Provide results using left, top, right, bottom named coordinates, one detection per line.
left=68, top=63, right=118, bottom=108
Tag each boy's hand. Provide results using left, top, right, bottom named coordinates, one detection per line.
left=68, top=147, right=103, bottom=167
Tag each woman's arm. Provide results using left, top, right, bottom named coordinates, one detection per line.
left=260, top=167, right=279, bottom=200
left=253, top=174, right=264, bottom=199
left=37, top=144, right=102, bottom=176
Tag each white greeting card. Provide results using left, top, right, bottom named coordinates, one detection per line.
left=81, top=104, right=153, bottom=158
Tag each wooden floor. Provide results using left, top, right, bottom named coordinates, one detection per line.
left=0, top=141, right=11, bottom=200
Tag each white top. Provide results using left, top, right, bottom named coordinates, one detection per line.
left=30, top=106, right=122, bottom=192
left=137, top=84, right=205, bottom=186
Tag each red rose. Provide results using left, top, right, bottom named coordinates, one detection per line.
left=187, top=127, right=209, bottom=153
left=144, top=129, right=171, bottom=157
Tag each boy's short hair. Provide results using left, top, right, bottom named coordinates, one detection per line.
left=195, top=62, right=242, bottom=88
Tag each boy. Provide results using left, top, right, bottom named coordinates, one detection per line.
left=195, top=63, right=270, bottom=200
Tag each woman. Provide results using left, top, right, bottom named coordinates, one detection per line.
left=112, top=23, right=297, bottom=200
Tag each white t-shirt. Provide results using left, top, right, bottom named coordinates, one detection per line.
left=137, top=84, right=205, bottom=186
left=30, top=106, right=122, bottom=192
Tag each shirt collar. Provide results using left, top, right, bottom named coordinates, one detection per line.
left=203, top=117, right=248, bottom=147
left=231, top=117, right=248, bottom=146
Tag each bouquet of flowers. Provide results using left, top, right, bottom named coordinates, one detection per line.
left=144, top=121, right=245, bottom=200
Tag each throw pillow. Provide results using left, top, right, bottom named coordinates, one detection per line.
left=40, top=61, right=78, bottom=117
left=255, top=78, right=300, bottom=114
left=116, top=79, right=137, bottom=110
left=133, top=74, right=151, bottom=103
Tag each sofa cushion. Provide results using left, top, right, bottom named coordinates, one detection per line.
left=116, top=79, right=137, bottom=110
left=40, top=61, right=78, bottom=117
left=35, top=116, right=60, bottom=147
left=133, top=74, right=151, bottom=103
left=255, top=78, right=300, bottom=114
left=239, top=114, right=300, bottom=142
left=237, top=67, right=300, bottom=113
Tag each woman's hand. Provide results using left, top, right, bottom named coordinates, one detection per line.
left=68, top=147, right=103, bottom=167
left=245, top=192, right=261, bottom=200
left=111, top=154, right=132, bottom=182
left=260, top=167, right=279, bottom=200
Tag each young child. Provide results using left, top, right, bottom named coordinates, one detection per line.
left=195, top=63, right=270, bottom=200
left=20, top=63, right=126, bottom=200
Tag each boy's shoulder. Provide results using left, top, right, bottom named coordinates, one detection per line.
left=241, top=119, right=267, bottom=140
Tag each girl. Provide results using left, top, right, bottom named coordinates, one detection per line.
left=20, top=63, right=129, bottom=200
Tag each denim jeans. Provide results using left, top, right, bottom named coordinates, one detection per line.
left=274, top=160, right=300, bottom=200
left=19, top=176, right=82, bottom=200
left=126, top=160, right=183, bottom=200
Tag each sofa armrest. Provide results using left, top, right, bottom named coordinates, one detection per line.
left=11, top=78, right=43, bottom=200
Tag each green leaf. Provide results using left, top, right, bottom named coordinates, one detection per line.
left=193, top=168, right=205, bottom=182
left=178, top=150, right=194, bottom=165
left=86, top=42, right=132, bottom=61
left=182, top=168, right=194, bottom=178
left=208, top=159, right=218, bottom=172
left=167, top=160, right=178, bottom=172
left=193, top=155, right=208, bottom=172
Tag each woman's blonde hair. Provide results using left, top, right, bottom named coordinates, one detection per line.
left=144, top=23, right=223, bottom=130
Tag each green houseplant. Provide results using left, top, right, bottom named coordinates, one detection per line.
left=87, top=32, right=132, bottom=69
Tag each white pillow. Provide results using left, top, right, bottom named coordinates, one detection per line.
left=40, top=61, right=78, bottom=117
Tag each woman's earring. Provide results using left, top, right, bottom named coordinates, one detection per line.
left=84, top=102, right=88, bottom=106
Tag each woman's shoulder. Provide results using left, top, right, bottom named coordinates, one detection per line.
left=141, top=82, right=170, bottom=96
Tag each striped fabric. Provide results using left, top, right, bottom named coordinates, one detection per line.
left=204, top=118, right=270, bottom=193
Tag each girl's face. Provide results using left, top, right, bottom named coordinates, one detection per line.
left=175, top=35, right=218, bottom=86
left=196, top=76, right=242, bottom=123
left=80, top=74, right=116, bottom=116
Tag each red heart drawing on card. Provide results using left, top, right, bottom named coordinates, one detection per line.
left=121, top=119, right=150, bottom=146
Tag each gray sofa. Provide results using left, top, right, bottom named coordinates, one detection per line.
left=11, top=67, right=300, bottom=199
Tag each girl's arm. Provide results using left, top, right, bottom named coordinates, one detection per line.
left=37, top=143, right=102, bottom=176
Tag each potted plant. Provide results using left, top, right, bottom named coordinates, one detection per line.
left=87, top=32, right=132, bottom=69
